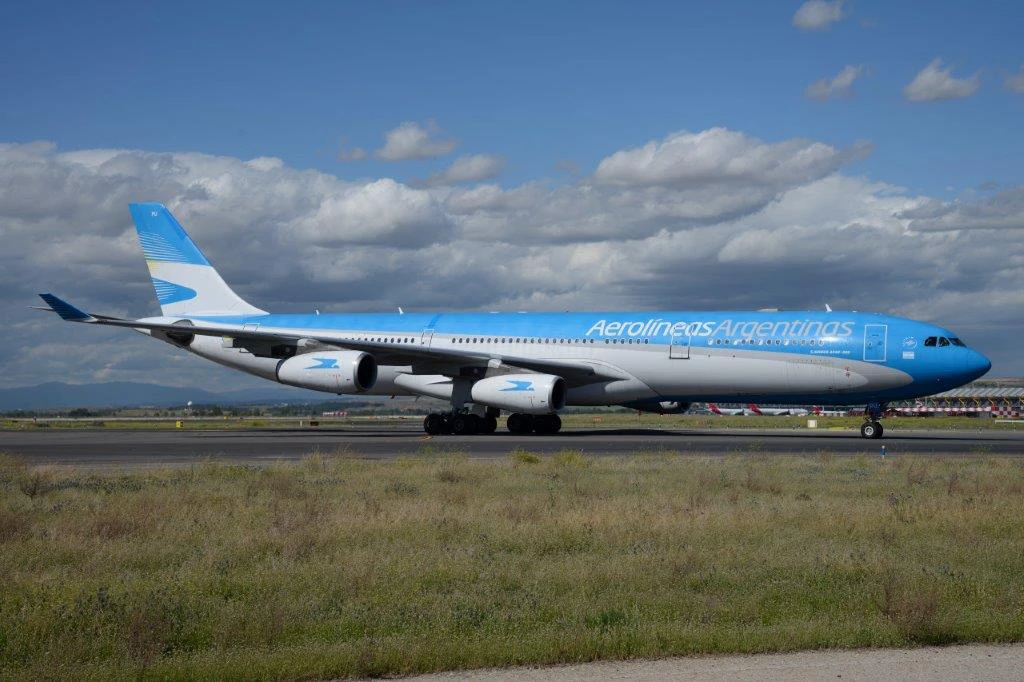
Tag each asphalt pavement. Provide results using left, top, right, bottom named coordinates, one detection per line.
left=1, top=426, right=1020, bottom=467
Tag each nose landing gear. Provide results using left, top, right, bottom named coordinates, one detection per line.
left=860, top=402, right=886, bottom=439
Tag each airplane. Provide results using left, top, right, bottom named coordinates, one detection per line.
left=746, top=403, right=809, bottom=416
left=812, top=406, right=848, bottom=417
left=36, top=203, right=992, bottom=440
left=707, top=403, right=748, bottom=416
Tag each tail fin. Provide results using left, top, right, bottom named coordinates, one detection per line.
left=747, top=403, right=763, bottom=415
left=129, top=203, right=265, bottom=317
left=708, top=403, right=721, bottom=414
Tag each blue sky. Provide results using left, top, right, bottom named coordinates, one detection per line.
left=1, top=1, right=1022, bottom=387
left=2, top=1, right=1022, bottom=193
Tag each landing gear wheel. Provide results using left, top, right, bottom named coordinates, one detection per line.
left=507, top=413, right=535, bottom=435
left=533, top=414, right=562, bottom=435
left=481, top=416, right=498, bottom=434
left=424, top=413, right=447, bottom=436
left=450, top=414, right=478, bottom=435
left=860, top=421, right=884, bottom=439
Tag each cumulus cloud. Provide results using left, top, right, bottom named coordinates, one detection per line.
left=903, top=59, right=980, bottom=102
left=899, top=187, right=1024, bottom=231
left=375, top=121, right=458, bottom=161
left=805, top=65, right=864, bottom=100
left=792, top=0, right=845, bottom=30
left=1004, top=66, right=1024, bottom=93
left=2, top=130, right=1021, bottom=389
left=593, top=127, right=867, bottom=190
left=425, top=154, right=506, bottom=186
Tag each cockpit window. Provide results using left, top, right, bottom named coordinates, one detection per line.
left=938, top=337, right=950, bottom=347
left=950, top=338, right=966, bottom=347
left=924, top=336, right=937, bottom=347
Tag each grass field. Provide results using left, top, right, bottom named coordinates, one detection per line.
left=1, top=450, right=1023, bottom=679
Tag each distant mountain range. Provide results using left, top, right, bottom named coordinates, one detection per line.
left=0, top=381, right=338, bottom=411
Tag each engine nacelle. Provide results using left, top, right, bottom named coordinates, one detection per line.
left=276, top=351, right=377, bottom=393
left=470, top=373, right=566, bottom=414
left=622, top=400, right=692, bottom=414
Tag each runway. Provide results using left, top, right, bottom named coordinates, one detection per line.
left=1, top=426, right=1021, bottom=467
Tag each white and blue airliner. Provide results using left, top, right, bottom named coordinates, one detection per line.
left=39, top=203, right=991, bottom=439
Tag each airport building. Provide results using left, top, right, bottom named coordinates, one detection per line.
left=892, top=387, right=1024, bottom=418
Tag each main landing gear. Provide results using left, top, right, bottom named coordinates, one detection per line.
left=422, top=411, right=562, bottom=435
left=860, top=402, right=886, bottom=439
left=423, top=412, right=498, bottom=436
left=507, top=413, right=562, bottom=435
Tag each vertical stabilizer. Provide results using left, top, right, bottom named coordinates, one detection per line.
left=129, top=203, right=266, bottom=317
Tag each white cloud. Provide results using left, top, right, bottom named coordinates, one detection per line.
left=425, top=154, right=506, bottom=186
left=593, top=127, right=866, bottom=190
left=375, top=121, right=458, bottom=161
left=2, top=131, right=1022, bottom=388
left=805, top=65, right=864, bottom=100
left=792, top=0, right=845, bottom=30
left=903, top=58, right=980, bottom=102
left=1004, top=66, right=1024, bottom=93
left=899, top=188, right=1024, bottom=231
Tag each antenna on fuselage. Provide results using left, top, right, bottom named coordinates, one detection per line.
left=398, top=307, right=404, bottom=315
left=825, top=303, right=832, bottom=312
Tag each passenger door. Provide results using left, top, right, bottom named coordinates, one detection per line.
left=863, top=324, right=887, bottom=362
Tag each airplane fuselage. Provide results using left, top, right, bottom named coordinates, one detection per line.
left=172, top=309, right=989, bottom=407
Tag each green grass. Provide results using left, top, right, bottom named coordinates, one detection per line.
left=1, top=451, right=1023, bottom=679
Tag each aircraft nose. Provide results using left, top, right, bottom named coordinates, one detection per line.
left=965, top=349, right=992, bottom=381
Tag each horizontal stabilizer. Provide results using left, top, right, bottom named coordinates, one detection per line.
left=38, top=294, right=95, bottom=322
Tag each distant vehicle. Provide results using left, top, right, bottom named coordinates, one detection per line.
left=37, top=203, right=991, bottom=439
left=812, top=406, right=849, bottom=417
left=746, top=403, right=809, bottom=416
left=708, top=403, right=747, bottom=416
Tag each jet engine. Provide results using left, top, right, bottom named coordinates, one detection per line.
left=276, top=351, right=377, bottom=393
left=470, top=373, right=566, bottom=414
left=622, top=400, right=692, bottom=414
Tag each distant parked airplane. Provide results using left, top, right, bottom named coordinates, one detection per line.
left=746, top=403, right=809, bottom=416
left=708, top=403, right=748, bottom=416
left=37, top=203, right=991, bottom=439
left=812, top=406, right=848, bottom=417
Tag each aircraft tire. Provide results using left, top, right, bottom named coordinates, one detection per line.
left=424, top=413, right=447, bottom=435
left=450, top=414, right=477, bottom=435
left=507, top=413, right=534, bottom=434
left=533, top=414, right=562, bottom=435
left=482, top=416, right=498, bottom=434
left=860, top=421, right=884, bottom=439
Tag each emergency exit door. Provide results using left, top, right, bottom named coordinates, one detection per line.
left=669, top=332, right=690, bottom=359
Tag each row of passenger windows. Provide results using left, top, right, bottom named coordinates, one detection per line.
left=337, top=335, right=832, bottom=347
left=451, top=337, right=603, bottom=344
left=924, top=336, right=965, bottom=347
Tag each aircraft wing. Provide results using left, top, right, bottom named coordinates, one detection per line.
left=37, top=294, right=624, bottom=386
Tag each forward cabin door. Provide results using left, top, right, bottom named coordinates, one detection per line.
left=669, top=331, right=690, bottom=359
left=863, top=324, right=887, bottom=362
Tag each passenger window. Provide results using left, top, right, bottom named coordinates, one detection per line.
left=939, top=337, right=950, bottom=347
left=924, top=337, right=937, bottom=347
